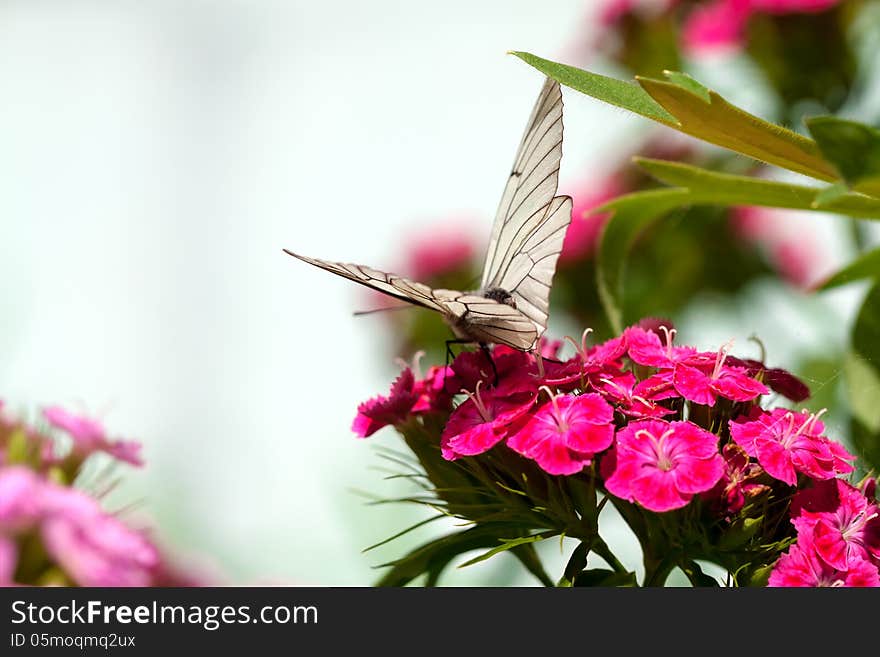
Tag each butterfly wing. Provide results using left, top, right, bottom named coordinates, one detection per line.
left=479, top=77, right=570, bottom=336
left=284, top=250, right=539, bottom=350
left=283, top=249, right=448, bottom=312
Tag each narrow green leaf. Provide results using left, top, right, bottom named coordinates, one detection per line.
left=509, top=51, right=677, bottom=124
left=660, top=70, right=710, bottom=102
left=636, top=158, right=880, bottom=218
left=457, top=533, right=551, bottom=569
left=818, top=247, right=880, bottom=290
left=807, top=117, right=880, bottom=198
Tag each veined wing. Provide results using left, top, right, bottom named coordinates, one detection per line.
left=283, top=249, right=448, bottom=312
left=284, top=249, right=539, bottom=350
left=480, top=77, right=564, bottom=295
left=486, top=194, right=572, bottom=331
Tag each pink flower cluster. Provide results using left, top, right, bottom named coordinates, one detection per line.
left=0, top=402, right=193, bottom=587
left=355, top=322, right=877, bottom=586
left=770, top=478, right=880, bottom=586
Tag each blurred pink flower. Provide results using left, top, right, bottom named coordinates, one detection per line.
left=684, top=0, right=841, bottom=53
left=559, top=176, right=627, bottom=264
left=0, top=537, right=16, bottom=585
left=43, top=406, right=144, bottom=467
left=733, top=206, right=828, bottom=288
left=683, top=0, right=752, bottom=52
left=0, top=465, right=161, bottom=586
left=403, top=220, right=478, bottom=281
left=40, top=485, right=159, bottom=587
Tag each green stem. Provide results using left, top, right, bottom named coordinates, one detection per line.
left=591, top=537, right=628, bottom=574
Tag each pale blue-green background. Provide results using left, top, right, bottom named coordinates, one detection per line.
left=0, top=0, right=869, bottom=585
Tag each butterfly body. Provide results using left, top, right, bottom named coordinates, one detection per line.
left=285, top=77, right=571, bottom=353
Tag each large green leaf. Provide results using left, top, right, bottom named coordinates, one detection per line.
left=807, top=117, right=880, bottom=199
left=511, top=52, right=837, bottom=182
left=595, top=189, right=692, bottom=333
left=818, top=247, right=880, bottom=290
left=636, top=158, right=880, bottom=218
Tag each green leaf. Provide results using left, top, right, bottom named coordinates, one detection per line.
left=595, top=189, right=692, bottom=333
left=636, top=158, right=880, bottom=217
left=374, top=523, right=535, bottom=587
left=807, top=117, right=880, bottom=198
left=457, top=533, right=550, bottom=569
left=512, top=52, right=837, bottom=182
left=572, top=568, right=638, bottom=587
left=818, top=247, right=880, bottom=290
left=508, top=51, right=677, bottom=124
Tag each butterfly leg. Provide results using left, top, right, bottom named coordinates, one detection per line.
left=478, top=342, right=498, bottom=386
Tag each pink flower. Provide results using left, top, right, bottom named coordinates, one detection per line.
left=769, top=534, right=879, bottom=587
left=450, top=345, right=537, bottom=395
left=559, top=175, right=626, bottom=264
left=43, top=406, right=144, bottom=467
left=352, top=369, right=419, bottom=438
left=672, top=346, right=768, bottom=406
left=625, top=325, right=696, bottom=368
left=751, top=0, right=839, bottom=13
left=0, top=537, right=16, bottom=585
left=683, top=0, right=752, bottom=53
left=39, top=485, right=159, bottom=587
left=790, top=479, right=880, bottom=570
left=441, top=385, right=535, bottom=460
left=702, top=444, right=769, bottom=515
left=596, top=372, right=675, bottom=419
left=0, top=466, right=160, bottom=586
left=541, top=332, right=627, bottom=391
left=0, top=466, right=44, bottom=531
left=725, top=356, right=810, bottom=402
left=602, top=419, right=725, bottom=512
left=507, top=392, right=614, bottom=475
left=729, top=408, right=855, bottom=485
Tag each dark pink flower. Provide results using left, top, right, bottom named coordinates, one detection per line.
left=596, top=372, right=675, bottom=419
left=441, top=385, right=535, bottom=460
left=751, top=0, right=839, bottom=13
left=352, top=369, right=419, bottom=438
left=729, top=408, right=855, bottom=485
left=541, top=331, right=627, bottom=391
left=768, top=534, right=879, bottom=587
left=449, top=345, right=537, bottom=395
left=725, top=356, right=810, bottom=403
left=507, top=392, right=614, bottom=475
left=702, top=444, right=769, bottom=515
left=43, top=406, right=143, bottom=467
left=672, top=346, right=768, bottom=406
left=602, top=419, right=725, bottom=512
left=624, top=325, right=696, bottom=368
left=790, top=479, right=880, bottom=570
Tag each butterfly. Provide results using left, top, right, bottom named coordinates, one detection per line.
left=284, top=77, right=571, bottom=353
